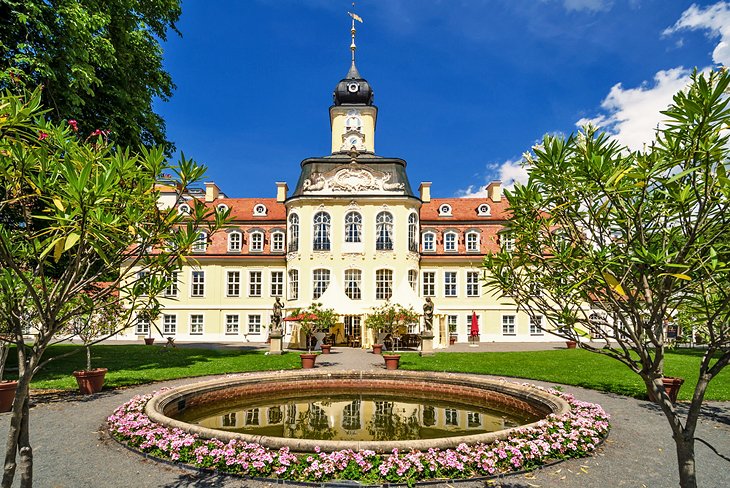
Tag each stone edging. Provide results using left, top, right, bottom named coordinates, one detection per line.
left=145, top=370, right=571, bottom=453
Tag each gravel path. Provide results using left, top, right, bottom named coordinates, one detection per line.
left=1, top=346, right=728, bottom=487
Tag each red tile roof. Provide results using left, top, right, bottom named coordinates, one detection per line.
left=420, top=197, right=511, bottom=221
left=191, top=198, right=286, bottom=221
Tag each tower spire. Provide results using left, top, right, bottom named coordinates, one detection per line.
left=347, top=6, right=363, bottom=78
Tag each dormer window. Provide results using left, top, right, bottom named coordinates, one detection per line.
left=438, top=204, right=452, bottom=217
left=216, top=203, right=229, bottom=213
left=444, top=231, right=457, bottom=252
left=422, top=232, right=435, bottom=252
left=178, top=203, right=191, bottom=215
left=228, top=231, right=242, bottom=252
left=271, top=231, right=285, bottom=252
left=250, top=231, right=264, bottom=252
left=253, top=204, right=267, bottom=216
left=477, top=204, right=491, bottom=216
left=192, top=231, right=207, bottom=253
left=466, top=231, right=480, bottom=252
left=500, top=232, right=515, bottom=252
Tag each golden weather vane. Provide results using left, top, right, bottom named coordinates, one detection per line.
left=347, top=3, right=363, bottom=64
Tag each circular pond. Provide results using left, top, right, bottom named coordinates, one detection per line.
left=146, top=370, right=571, bottom=452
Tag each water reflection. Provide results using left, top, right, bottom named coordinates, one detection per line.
left=180, top=393, right=537, bottom=442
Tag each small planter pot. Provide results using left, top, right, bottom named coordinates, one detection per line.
left=0, top=381, right=18, bottom=413
left=72, top=368, right=108, bottom=395
left=320, top=344, right=332, bottom=354
left=449, top=336, right=456, bottom=346
left=144, top=337, right=155, bottom=345
left=371, top=344, right=383, bottom=355
left=300, top=353, right=317, bottom=369
left=566, top=340, right=577, bottom=349
left=650, top=376, right=685, bottom=403
left=382, top=354, right=401, bottom=370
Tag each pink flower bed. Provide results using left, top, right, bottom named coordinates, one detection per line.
left=107, top=385, right=609, bottom=484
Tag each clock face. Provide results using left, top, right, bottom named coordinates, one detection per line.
left=349, top=136, right=360, bottom=146
left=347, top=82, right=359, bottom=93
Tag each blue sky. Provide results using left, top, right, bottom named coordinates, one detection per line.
left=156, top=1, right=729, bottom=198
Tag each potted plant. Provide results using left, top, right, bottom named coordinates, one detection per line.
left=0, top=334, right=16, bottom=412
left=290, top=303, right=337, bottom=368
left=67, top=303, right=119, bottom=394
left=365, top=302, right=419, bottom=369
left=565, top=340, right=577, bottom=349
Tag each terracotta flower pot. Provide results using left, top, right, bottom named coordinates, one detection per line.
left=144, top=337, right=155, bottom=345
left=320, top=344, right=332, bottom=354
left=383, top=354, right=401, bottom=370
left=0, top=381, right=18, bottom=412
left=650, top=376, right=685, bottom=403
left=72, top=368, right=108, bottom=395
left=449, top=336, right=456, bottom=346
left=371, top=343, right=383, bottom=355
left=566, top=340, right=577, bottom=349
left=300, top=353, right=317, bottom=369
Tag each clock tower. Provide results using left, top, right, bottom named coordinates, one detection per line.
left=330, top=16, right=377, bottom=154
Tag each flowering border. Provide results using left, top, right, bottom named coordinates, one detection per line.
left=107, top=385, right=610, bottom=485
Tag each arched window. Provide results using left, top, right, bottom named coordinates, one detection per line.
left=345, top=212, right=362, bottom=243
left=271, top=231, right=285, bottom=252
left=253, top=204, right=267, bottom=216
left=216, top=203, right=229, bottom=213
left=465, top=231, right=480, bottom=252
left=312, top=269, right=330, bottom=299
left=477, top=204, right=491, bottom=216
left=375, top=212, right=393, bottom=251
left=178, top=203, right=191, bottom=215
left=408, top=213, right=418, bottom=252
left=438, top=204, right=452, bottom=216
left=288, top=269, right=299, bottom=300
left=313, top=212, right=331, bottom=251
left=228, top=231, right=242, bottom=252
left=288, top=214, right=299, bottom=252
left=250, top=231, right=264, bottom=252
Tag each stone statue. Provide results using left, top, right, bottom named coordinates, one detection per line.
left=272, top=297, right=284, bottom=331
left=423, top=297, right=434, bottom=331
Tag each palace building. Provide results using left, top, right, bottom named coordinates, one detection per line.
left=120, top=20, right=559, bottom=348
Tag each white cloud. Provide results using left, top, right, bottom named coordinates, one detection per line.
left=664, top=1, right=730, bottom=66
left=576, top=67, right=693, bottom=150
left=456, top=159, right=529, bottom=198
left=561, top=0, right=612, bottom=12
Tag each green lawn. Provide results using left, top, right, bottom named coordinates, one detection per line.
left=5, top=344, right=300, bottom=390
left=400, top=349, right=730, bottom=401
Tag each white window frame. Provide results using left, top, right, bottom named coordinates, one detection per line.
left=438, top=204, right=452, bottom=217
left=271, top=231, right=285, bottom=252
left=530, top=315, right=544, bottom=336
left=249, top=271, right=262, bottom=297
left=375, top=212, right=394, bottom=251
left=135, top=314, right=150, bottom=335
left=191, top=270, right=205, bottom=297
left=190, top=314, right=204, bottom=335
left=216, top=203, right=229, bottom=213
left=177, top=203, right=191, bottom=215
left=466, top=271, right=479, bottom=297
left=164, top=271, right=178, bottom=297
left=253, top=204, right=267, bottom=216
left=344, top=269, right=362, bottom=300
left=465, top=232, right=480, bottom=253
left=408, top=270, right=418, bottom=292
left=250, top=231, right=264, bottom=253
left=312, top=269, right=330, bottom=299
left=502, top=314, right=516, bottom=336
left=270, top=271, right=284, bottom=297
left=375, top=269, right=393, bottom=300
left=345, top=211, right=362, bottom=243
left=313, top=212, right=331, bottom=251
left=226, top=270, right=241, bottom=297
left=422, top=232, right=435, bottom=252
left=444, top=271, right=457, bottom=297
left=447, top=315, right=458, bottom=334
left=163, top=314, right=177, bottom=335
left=501, top=232, right=515, bottom=252
left=477, top=204, right=491, bottom=216
left=288, top=269, right=299, bottom=300
left=444, top=232, right=457, bottom=252
left=225, top=314, right=240, bottom=335
left=288, top=213, right=299, bottom=252
left=248, top=314, right=262, bottom=334
left=228, top=231, right=242, bottom=252
left=408, top=213, right=418, bottom=252
left=192, top=231, right=207, bottom=253
left=422, top=271, right=435, bottom=297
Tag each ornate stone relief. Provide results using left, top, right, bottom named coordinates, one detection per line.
left=302, top=165, right=405, bottom=195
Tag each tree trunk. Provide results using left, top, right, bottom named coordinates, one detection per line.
left=675, top=434, right=696, bottom=488
left=17, top=396, right=31, bottom=488
left=2, top=374, right=29, bottom=487
left=86, top=345, right=91, bottom=371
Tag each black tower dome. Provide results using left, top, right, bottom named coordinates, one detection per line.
left=333, top=61, right=374, bottom=106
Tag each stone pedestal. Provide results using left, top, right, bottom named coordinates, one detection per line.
left=269, top=329, right=283, bottom=355
left=420, top=333, right=435, bottom=356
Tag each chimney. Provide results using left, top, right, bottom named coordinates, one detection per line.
left=204, top=182, right=221, bottom=202
left=486, top=181, right=502, bottom=202
left=419, top=182, right=432, bottom=203
left=276, top=182, right=288, bottom=203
